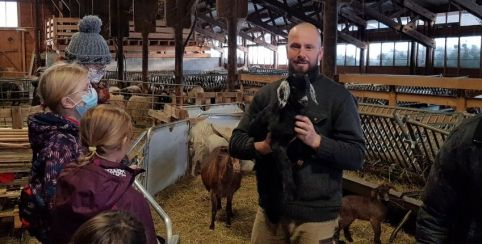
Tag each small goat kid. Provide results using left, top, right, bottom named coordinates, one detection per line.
left=201, top=146, right=242, bottom=230
left=248, top=74, right=318, bottom=202
left=335, top=184, right=392, bottom=244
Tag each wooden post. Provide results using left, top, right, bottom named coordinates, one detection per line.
left=410, top=41, right=416, bottom=75
left=116, top=0, right=125, bottom=82
left=272, top=35, right=278, bottom=69
left=217, top=0, right=248, bottom=91
left=34, top=0, right=42, bottom=69
left=388, top=85, right=397, bottom=106
left=174, top=0, right=185, bottom=105
left=11, top=107, right=22, bottom=129
left=424, top=20, right=433, bottom=75
left=322, top=0, right=337, bottom=79
left=358, top=26, right=366, bottom=73
left=243, top=38, right=248, bottom=66
left=227, top=17, right=238, bottom=92
left=21, top=31, right=26, bottom=73
left=142, top=31, right=149, bottom=89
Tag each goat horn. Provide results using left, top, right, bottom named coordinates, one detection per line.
left=277, top=79, right=290, bottom=109
left=309, top=83, right=318, bottom=105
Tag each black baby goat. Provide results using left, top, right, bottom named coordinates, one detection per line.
left=248, top=74, right=318, bottom=202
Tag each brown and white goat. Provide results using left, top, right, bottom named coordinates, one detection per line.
left=201, top=146, right=242, bottom=230
left=335, top=184, right=392, bottom=244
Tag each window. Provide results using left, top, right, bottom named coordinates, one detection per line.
left=435, top=13, right=446, bottom=24
left=336, top=44, right=346, bottom=65
left=434, top=38, right=445, bottom=67
left=248, top=46, right=273, bottom=65
left=381, top=42, right=394, bottom=66
left=446, top=11, right=459, bottom=23
left=369, top=43, right=381, bottom=66
left=460, top=11, right=481, bottom=26
left=446, top=37, right=458, bottom=67
left=366, top=20, right=378, bottom=30
left=460, top=36, right=481, bottom=68
left=394, top=42, right=409, bottom=66
left=417, top=44, right=426, bottom=67
left=278, top=45, right=288, bottom=65
left=0, top=1, right=18, bottom=27
left=345, top=44, right=358, bottom=66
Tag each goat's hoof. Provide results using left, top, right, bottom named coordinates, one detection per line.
left=346, top=237, right=354, bottom=242
left=209, top=225, right=215, bottom=230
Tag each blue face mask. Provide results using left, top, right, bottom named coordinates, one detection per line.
left=74, top=87, right=98, bottom=117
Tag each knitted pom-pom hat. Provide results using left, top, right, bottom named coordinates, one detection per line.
left=65, top=15, right=112, bottom=65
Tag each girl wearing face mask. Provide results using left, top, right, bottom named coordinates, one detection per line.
left=23, top=63, right=97, bottom=243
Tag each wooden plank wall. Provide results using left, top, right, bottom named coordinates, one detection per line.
left=0, top=2, right=52, bottom=77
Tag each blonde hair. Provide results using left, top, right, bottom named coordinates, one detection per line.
left=38, top=62, right=88, bottom=112
left=70, top=211, right=147, bottom=244
left=80, top=104, right=133, bottom=162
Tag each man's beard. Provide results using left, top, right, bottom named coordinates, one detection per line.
left=288, top=62, right=319, bottom=76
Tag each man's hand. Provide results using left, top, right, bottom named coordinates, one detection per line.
left=254, top=132, right=272, bottom=155
left=294, top=115, right=321, bottom=150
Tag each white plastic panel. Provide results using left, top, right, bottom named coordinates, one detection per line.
left=143, top=120, right=190, bottom=195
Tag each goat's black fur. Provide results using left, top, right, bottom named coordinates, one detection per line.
left=248, top=74, right=316, bottom=203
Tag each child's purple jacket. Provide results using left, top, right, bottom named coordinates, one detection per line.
left=50, top=156, right=157, bottom=244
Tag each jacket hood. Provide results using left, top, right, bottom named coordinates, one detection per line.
left=54, top=157, right=138, bottom=218
left=28, top=112, right=79, bottom=153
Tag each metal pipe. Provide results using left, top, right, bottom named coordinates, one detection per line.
left=133, top=180, right=176, bottom=243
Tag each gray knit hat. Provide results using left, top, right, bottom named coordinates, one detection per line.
left=65, top=15, right=112, bottom=65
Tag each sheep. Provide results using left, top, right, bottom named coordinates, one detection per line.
left=248, top=73, right=318, bottom=202
left=189, top=119, right=214, bottom=176
left=0, top=82, right=24, bottom=106
left=201, top=146, right=242, bottom=230
left=335, top=184, right=392, bottom=244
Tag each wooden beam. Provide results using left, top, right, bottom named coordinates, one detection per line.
left=452, top=0, right=482, bottom=20
left=339, top=74, right=482, bottom=90
left=239, top=73, right=285, bottom=83
left=338, top=32, right=367, bottom=49
left=355, top=2, right=435, bottom=47
left=398, top=0, right=436, bottom=21
left=197, top=15, right=277, bottom=51
left=246, top=13, right=288, bottom=37
left=254, top=0, right=365, bottom=49
left=322, top=0, right=337, bottom=79
left=339, top=7, right=367, bottom=27
left=194, top=26, right=227, bottom=42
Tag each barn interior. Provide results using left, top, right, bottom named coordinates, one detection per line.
left=1, top=0, right=482, bottom=243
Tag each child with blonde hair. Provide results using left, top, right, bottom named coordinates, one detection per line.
left=70, top=211, right=147, bottom=244
left=20, top=62, right=97, bottom=242
left=50, top=105, right=157, bottom=244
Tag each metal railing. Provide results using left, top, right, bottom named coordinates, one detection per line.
left=127, top=131, right=180, bottom=244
